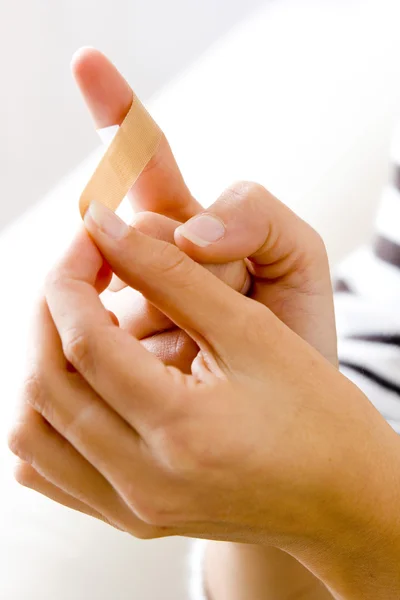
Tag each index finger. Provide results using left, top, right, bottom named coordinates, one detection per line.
left=44, top=228, right=176, bottom=428
left=72, top=47, right=202, bottom=222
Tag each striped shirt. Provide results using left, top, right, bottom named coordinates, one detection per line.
left=335, top=141, right=400, bottom=433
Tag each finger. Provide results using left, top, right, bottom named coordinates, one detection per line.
left=108, top=275, right=127, bottom=293
left=109, top=210, right=180, bottom=292
left=71, top=47, right=201, bottom=221
left=84, top=202, right=275, bottom=364
left=109, top=212, right=249, bottom=311
left=14, top=461, right=112, bottom=525
left=94, top=259, right=113, bottom=293
left=44, top=231, right=178, bottom=425
left=16, top=300, right=171, bottom=526
left=14, top=460, right=165, bottom=539
left=135, top=212, right=249, bottom=295
left=113, top=273, right=247, bottom=341
left=9, top=404, right=143, bottom=533
left=174, top=181, right=326, bottom=274
left=174, top=181, right=336, bottom=361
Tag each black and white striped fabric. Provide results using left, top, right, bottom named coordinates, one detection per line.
left=335, top=151, right=400, bottom=433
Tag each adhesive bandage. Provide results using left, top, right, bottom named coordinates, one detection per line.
left=79, top=94, right=162, bottom=217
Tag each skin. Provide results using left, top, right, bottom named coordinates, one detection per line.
left=9, top=202, right=400, bottom=599
left=8, top=50, right=400, bottom=600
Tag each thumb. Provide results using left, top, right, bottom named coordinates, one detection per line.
left=174, top=181, right=337, bottom=365
left=83, top=201, right=278, bottom=371
left=174, top=181, right=327, bottom=280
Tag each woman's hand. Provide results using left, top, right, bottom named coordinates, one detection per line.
left=9, top=204, right=400, bottom=599
left=71, top=47, right=248, bottom=371
left=71, top=48, right=337, bottom=369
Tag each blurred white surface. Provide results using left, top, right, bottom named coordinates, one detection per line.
left=2, top=0, right=400, bottom=598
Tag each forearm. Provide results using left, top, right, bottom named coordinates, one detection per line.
left=202, top=542, right=332, bottom=600
left=296, top=509, right=400, bottom=600
left=201, top=401, right=400, bottom=600
left=287, top=413, right=400, bottom=600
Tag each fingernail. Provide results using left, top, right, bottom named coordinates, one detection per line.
left=85, top=201, right=129, bottom=240
left=176, top=214, right=225, bottom=247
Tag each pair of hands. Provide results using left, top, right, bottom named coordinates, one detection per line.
left=9, top=50, right=400, bottom=599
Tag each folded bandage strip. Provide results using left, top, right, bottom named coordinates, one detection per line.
left=79, top=94, right=162, bottom=217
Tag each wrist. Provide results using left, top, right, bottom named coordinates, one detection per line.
left=288, top=396, right=400, bottom=599
left=203, top=542, right=329, bottom=600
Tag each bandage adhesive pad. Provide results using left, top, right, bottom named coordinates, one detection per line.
left=79, top=93, right=162, bottom=217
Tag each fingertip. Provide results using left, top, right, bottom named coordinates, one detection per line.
left=71, top=47, right=133, bottom=128
left=70, top=46, right=102, bottom=78
left=72, top=50, right=201, bottom=221
left=132, top=211, right=178, bottom=244
left=174, top=225, right=211, bottom=249
left=174, top=215, right=226, bottom=262
left=108, top=275, right=127, bottom=292
left=174, top=227, right=205, bottom=260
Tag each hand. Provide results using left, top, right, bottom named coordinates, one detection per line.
left=9, top=49, right=337, bottom=525
left=72, top=48, right=337, bottom=369
left=72, top=47, right=248, bottom=370
left=9, top=204, right=400, bottom=599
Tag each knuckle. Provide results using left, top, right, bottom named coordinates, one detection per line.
left=138, top=500, right=180, bottom=530
left=158, top=242, right=186, bottom=271
left=132, top=211, right=167, bottom=240
left=136, top=504, right=169, bottom=528
left=44, top=267, right=64, bottom=295
left=132, top=210, right=157, bottom=229
left=9, top=380, right=45, bottom=459
left=218, top=181, right=272, bottom=221
left=23, top=373, right=45, bottom=413
left=294, top=224, right=329, bottom=280
left=8, top=423, right=32, bottom=461
left=22, top=372, right=55, bottom=426
left=228, top=180, right=266, bottom=196
left=123, top=485, right=174, bottom=529
left=154, top=422, right=208, bottom=477
left=309, top=227, right=328, bottom=258
left=13, top=461, right=37, bottom=488
left=227, top=180, right=268, bottom=202
left=21, top=367, right=58, bottom=427
left=156, top=243, right=196, bottom=282
left=62, top=327, right=92, bottom=371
